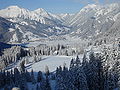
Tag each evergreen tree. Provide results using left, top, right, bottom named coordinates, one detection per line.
left=37, top=71, right=43, bottom=82
left=45, top=76, right=51, bottom=90
left=36, top=84, right=40, bottom=90
left=45, top=65, right=50, bottom=76
left=25, top=70, right=31, bottom=82
left=75, top=55, right=81, bottom=67
left=20, top=60, right=25, bottom=73
left=31, top=69, right=36, bottom=84
left=85, top=52, right=100, bottom=90
left=19, top=73, right=28, bottom=90
left=69, top=58, right=74, bottom=69
left=14, top=68, right=21, bottom=87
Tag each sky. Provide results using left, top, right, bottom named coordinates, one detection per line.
left=0, top=0, right=119, bottom=14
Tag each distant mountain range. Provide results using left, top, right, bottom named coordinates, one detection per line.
left=0, top=3, right=120, bottom=43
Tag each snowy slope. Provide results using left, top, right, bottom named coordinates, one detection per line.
left=67, top=3, right=120, bottom=39
left=0, top=3, right=120, bottom=43
left=27, top=56, right=74, bottom=73
left=0, top=6, right=71, bottom=43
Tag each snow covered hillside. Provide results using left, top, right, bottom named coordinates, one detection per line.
left=0, top=6, right=71, bottom=43
left=67, top=3, right=120, bottom=39
left=0, top=3, right=120, bottom=43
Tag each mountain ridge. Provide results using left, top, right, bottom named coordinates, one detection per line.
left=0, top=3, right=120, bottom=43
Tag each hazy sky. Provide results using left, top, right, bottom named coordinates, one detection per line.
left=0, top=0, right=119, bottom=14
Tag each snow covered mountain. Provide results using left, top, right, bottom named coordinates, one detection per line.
left=94, top=12, right=120, bottom=44
left=0, top=6, right=71, bottom=43
left=0, top=3, right=120, bottom=43
left=0, top=17, right=15, bottom=42
left=67, top=3, right=120, bottom=39
left=0, top=6, right=62, bottom=24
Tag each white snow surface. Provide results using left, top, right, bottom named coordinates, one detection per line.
left=27, top=55, right=78, bottom=73
left=10, top=32, right=18, bottom=42
left=9, top=28, right=15, bottom=32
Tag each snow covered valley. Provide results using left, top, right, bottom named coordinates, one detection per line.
left=0, top=2, right=120, bottom=90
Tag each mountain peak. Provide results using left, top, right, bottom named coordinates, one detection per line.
left=34, top=8, right=47, bottom=14
left=7, top=5, right=21, bottom=10
left=81, top=4, right=98, bottom=11
left=33, top=8, right=50, bottom=18
left=85, top=4, right=97, bottom=8
left=78, top=4, right=101, bottom=14
left=35, top=8, right=45, bottom=12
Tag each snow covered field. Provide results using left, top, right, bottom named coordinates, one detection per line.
left=26, top=55, right=82, bottom=73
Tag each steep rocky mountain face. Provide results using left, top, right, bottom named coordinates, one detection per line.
left=66, top=3, right=120, bottom=39
left=93, top=13, right=120, bottom=45
left=0, top=3, right=120, bottom=43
